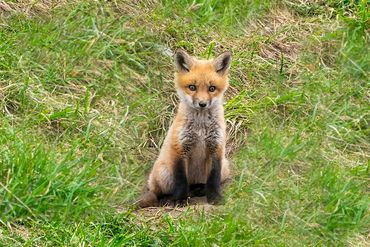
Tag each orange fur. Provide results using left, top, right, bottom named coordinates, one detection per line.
left=138, top=49, right=232, bottom=207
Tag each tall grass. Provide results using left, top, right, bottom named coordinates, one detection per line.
left=0, top=0, right=368, bottom=245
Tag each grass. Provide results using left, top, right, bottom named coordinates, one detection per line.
left=0, top=0, right=369, bottom=246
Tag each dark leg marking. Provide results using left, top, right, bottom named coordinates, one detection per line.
left=160, top=158, right=188, bottom=207
left=206, top=156, right=223, bottom=204
left=189, top=183, right=206, bottom=197
left=158, top=194, right=173, bottom=206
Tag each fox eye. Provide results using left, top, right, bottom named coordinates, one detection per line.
left=209, top=86, right=216, bottom=92
left=188, top=85, right=196, bottom=91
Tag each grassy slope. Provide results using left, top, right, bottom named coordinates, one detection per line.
left=0, top=0, right=369, bottom=246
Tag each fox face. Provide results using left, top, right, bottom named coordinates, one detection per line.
left=174, top=50, right=232, bottom=110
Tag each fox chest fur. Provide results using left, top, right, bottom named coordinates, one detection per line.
left=178, top=108, right=225, bottom=184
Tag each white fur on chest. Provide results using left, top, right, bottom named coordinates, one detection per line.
left=179, top=108, right=223, bottom=183
left=179, top=109, right=218, bottom=145
left=192, top=110, right=212, bottom=138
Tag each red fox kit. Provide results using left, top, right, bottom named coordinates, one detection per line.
left=139, top=49, right=232, bottom=207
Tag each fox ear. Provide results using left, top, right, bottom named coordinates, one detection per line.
left=174, top=49, right=194, bottom=72
left=213, top=51, right=232, bottom=75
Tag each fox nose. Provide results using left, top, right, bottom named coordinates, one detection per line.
left=199, top=102, right=207, bottom=108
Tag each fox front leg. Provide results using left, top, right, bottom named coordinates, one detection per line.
left=206, top=155, right=223, bottom=204
left=204, top=125, right=224, bottom=204
left=159, top=158, right=189, bottom=207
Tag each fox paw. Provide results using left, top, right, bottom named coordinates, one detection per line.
left=206, top=192, right=224, bottom=205
left=159, top=197, right=188, bottom=207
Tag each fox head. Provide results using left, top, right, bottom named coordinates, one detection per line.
left=174, top=49, right=232, bottom=110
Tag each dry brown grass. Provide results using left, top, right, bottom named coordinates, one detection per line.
left=0, top=0, right=67, bottom=16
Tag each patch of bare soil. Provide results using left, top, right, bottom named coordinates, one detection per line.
left=134, top=197, right=216, bottom=219
left=252, top=8, right=306, bottom=63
